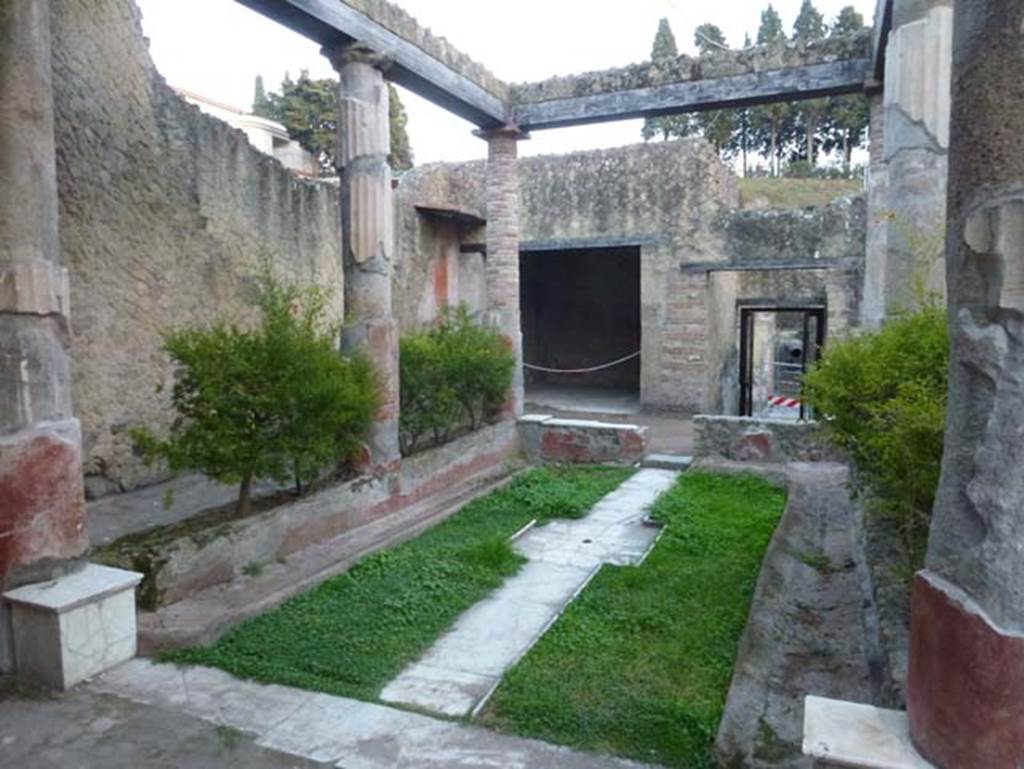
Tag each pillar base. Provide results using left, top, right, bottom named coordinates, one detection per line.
left=803, top=695, right=933, bottom=768
left=3, top=563, right=142, bottom=689
left=0, top=419, right=87, bottom=582
left=907, top=570, right=1024, bottom=769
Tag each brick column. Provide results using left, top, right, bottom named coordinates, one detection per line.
left=906, top=1, right=1024, bottom=767
left=0, top=0, right=87, bottom=672
left=477, top=126, right=528, bottom=416
left=323, top=43, right=399, bottom=470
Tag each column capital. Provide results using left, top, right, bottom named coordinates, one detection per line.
left=473, top=123, right=530, bottom=143
left=321, top=41, right=393, bottom=74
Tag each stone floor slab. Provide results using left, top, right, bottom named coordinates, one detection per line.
left=379, top=664, right=496, bottom=717
left=89, top=660, right=656, bottom=769
left=411, top=597, right=558, bottom=677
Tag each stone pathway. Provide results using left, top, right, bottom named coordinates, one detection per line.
left=380, top=468, right=678, bottom=717
left=90, top=660, right=657, bottom=769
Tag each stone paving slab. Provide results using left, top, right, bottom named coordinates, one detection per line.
left=380, top=468, right=678, bottom=717
left=0, top=678, right=326, bottom=769
left=90, top=660, right=658, bottom=769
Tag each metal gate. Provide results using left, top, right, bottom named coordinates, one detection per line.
left=739, top=306, right=826, bottom=420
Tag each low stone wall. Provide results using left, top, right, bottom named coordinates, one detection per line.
left=95, top=422, right=519, bottom=610
left=694, top=415, right=840, bottom=464
left=519, top=415, right=647, bottom=465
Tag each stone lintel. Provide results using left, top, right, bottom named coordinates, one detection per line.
left=0, top=260, right=70, bottom=317
left=803, top=695, right=934, bottom=768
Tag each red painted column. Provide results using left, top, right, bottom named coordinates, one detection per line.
left=907, top=1, right=1024, bottom=766
left=0, top=0, right=87, bottom=672
left=477, top=125, right=528, bottom=417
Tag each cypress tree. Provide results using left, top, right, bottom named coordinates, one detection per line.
left=641, top=19, right=692, bottom=142
left=792, top=0, right=828, bottom=169
left=693, top=25, right=734, bottom=156
left=388, top=84, right=414, bottom=172
left=750, top=5, right=792, bottom=174
left=825, top=6, right=870, bottom=174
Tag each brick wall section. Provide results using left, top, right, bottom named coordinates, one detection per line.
left=661, top=272, right=709, bottom=410
left=484, top=130, right=525, bottom=414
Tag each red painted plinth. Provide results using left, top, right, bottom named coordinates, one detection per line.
left=0, top=424, right=87, bottom=583
left=908, top=570, right=1024, bottom=769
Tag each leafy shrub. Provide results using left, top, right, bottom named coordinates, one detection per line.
left=803, top=303, right=948, bottom=567
left=133, top=272, right=379, bottom=516
left=399, top=305, right=515, bottom=455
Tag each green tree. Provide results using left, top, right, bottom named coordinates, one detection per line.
left=792, top=0, right=828, bottom=168
left=750, top=5, right=792, bottom=174
left=693, top=25, right=735, bottom=155
left=388, top=84, right=414, bottom=171
left=730, top=34, right=755, bottom=175
left=756, top=3, right=785, bottom=44
left=804, top=304, right=948, bottom=569
left=641, top=19, right=693, bottom=142
left=265, top=73, right=414, bottom=175
left=270, top=71, right=337, bottom=175
left=252, top=75, right=274, bottom=119
left=824, top=7, right=870, bottom=173
left=133, top=272, right=379, bottom=516
left=399, top=306, right=515, bottom=455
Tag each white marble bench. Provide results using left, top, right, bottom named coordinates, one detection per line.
left=3, top=563, right=142, bottom=689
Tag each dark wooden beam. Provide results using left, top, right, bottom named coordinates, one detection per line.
left=234, top=0, right=507, bottom=127
left=513, top=58, right=873, bottom=131
left=871, top=0, right=894, bottom=82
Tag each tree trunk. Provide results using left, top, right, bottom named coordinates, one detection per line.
left=843, top=130, right=853, bottom=175
left=237, top=473, right=253, bottom=517
left=806, top=115, right=815, bottom=168
left=770, top=124, right=778, bottom=176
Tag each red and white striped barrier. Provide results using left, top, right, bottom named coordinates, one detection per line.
left=769, top=395, right=801, bottom=409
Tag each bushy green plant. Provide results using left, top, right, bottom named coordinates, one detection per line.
left=399, top=305, right=515, bottom=455
left=133, top=272, right=379, bottom=516
left=803, top=303, right=948, bottom=567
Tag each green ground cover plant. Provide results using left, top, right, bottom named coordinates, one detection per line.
left=399, top=305, right=515, bottom=455
left=165, top=465, right=632, bottom=701
left=133, top=272, right=378, bottom=516
left=803, top=303, right=948, bottom=569
left=480, top=472, right=786, bottom=769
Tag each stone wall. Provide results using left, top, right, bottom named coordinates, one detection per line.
left=693, top=415, right=841, bottom=464
left=51, top=0, right=343, bottom=497
left=710, top=195, right=866, bottom=412
left=396, top=140, right=739, bottom=411
left=510, top=33, right=870, bottom=104
left=518, top=415, right=647, bottom=466
left=396, top=142, right=865, bottom=414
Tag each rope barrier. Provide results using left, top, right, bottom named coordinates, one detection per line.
left=522, top=350, right=641, bottom=375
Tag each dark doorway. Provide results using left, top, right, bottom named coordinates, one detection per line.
left=520, top=246, right=641, bottom=412
left=739, top=306, right=825, bottom=420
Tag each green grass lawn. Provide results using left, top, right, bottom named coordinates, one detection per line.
left=479, top=471, right=786, bottom=768
left=738, top=176, right=863, bottom=209
left=164, top=465, right=633, bottom=701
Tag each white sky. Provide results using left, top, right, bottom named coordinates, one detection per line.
left=136, top=0, right=877, bottom=165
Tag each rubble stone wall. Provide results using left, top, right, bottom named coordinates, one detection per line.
left=51, top=0, right=343, bottom=497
